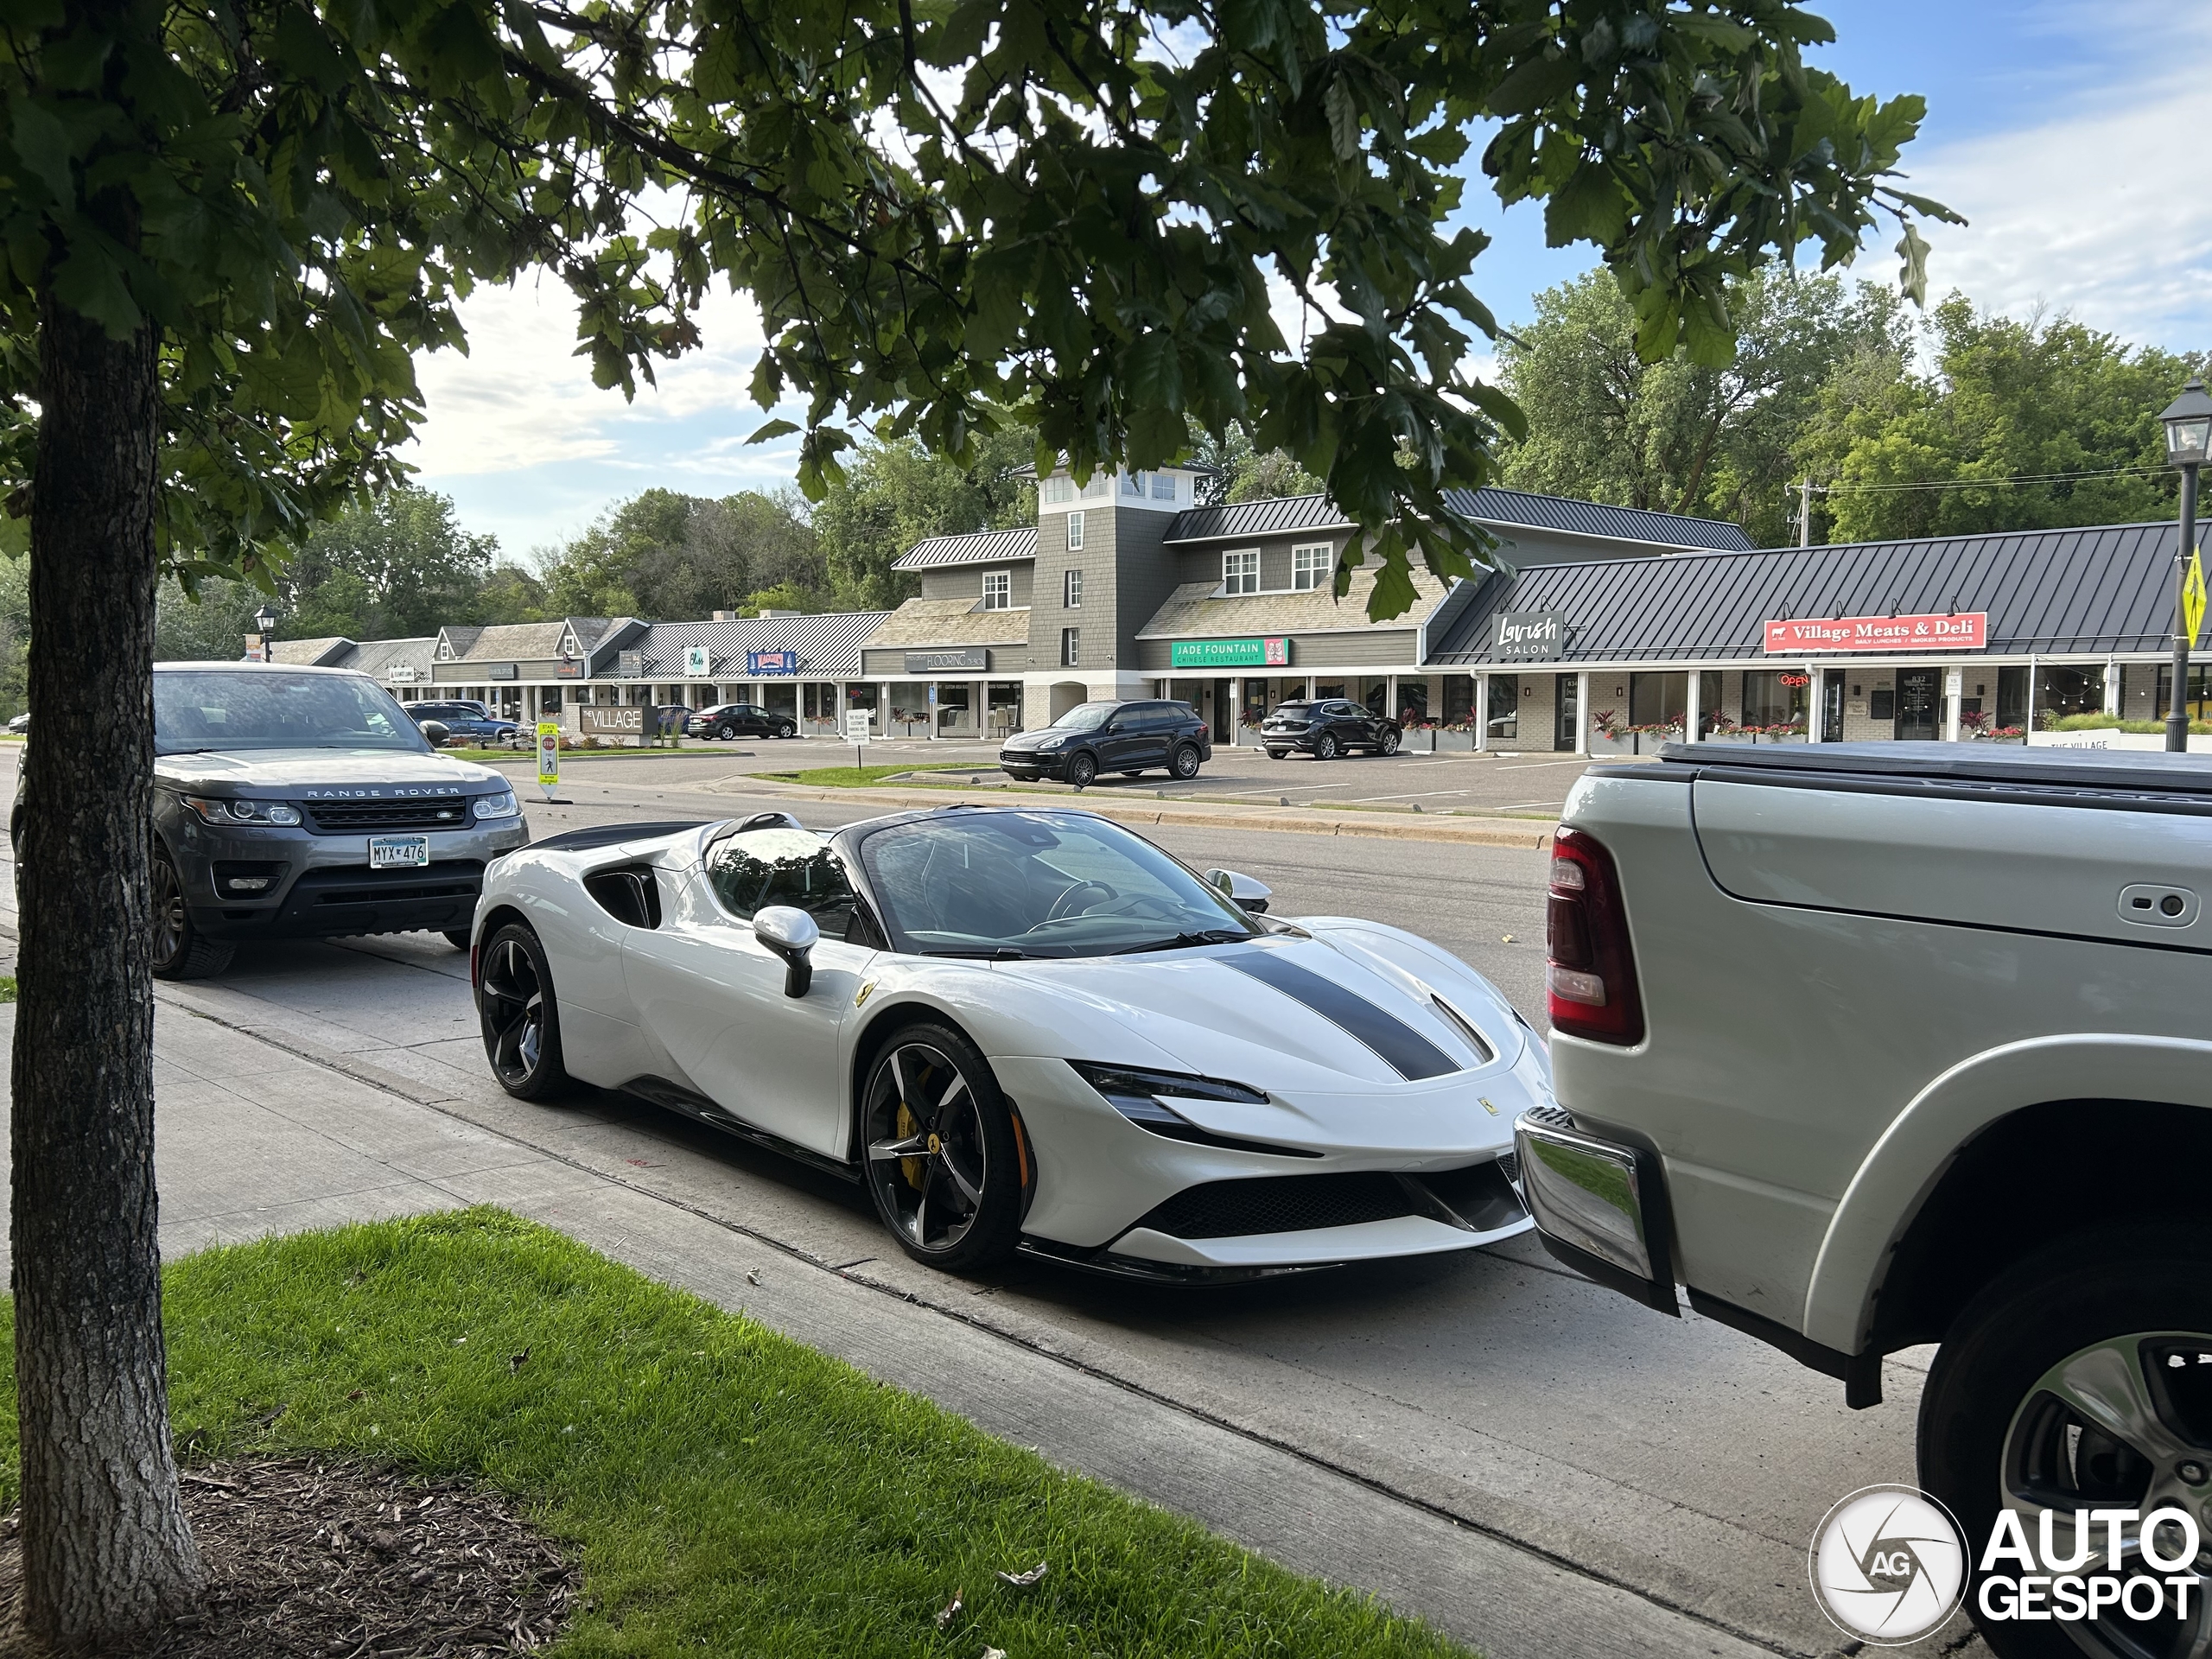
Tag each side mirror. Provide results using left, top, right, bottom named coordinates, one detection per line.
left=417, top=720, right=450, bottom=747
left=1205, top=868, right=1272, bottom=915
left=754, top=905, right=819, bottom=997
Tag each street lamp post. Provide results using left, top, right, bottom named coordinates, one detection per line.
left=2159, top=377, right=2212, bottom=753
left=252, top=603, right=278, bottom=664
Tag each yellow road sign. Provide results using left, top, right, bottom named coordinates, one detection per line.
left=2188, top=547, right=2208, bottom=649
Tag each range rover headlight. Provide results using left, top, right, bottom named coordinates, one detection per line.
left=184, top=797, right=301, bottom=827
left=473, top=789, right=522, bottom=820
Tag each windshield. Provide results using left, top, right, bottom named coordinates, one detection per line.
left=858, top=811, right=1260, bottom=958
left=1050, top=702, right=1119, bottom=732
left=155, top=671, right=431, bottom=754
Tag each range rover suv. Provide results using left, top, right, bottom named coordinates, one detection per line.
left=14, top=664, right=531, bottom=978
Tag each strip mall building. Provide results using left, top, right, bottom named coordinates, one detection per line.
left=272, top=469, right=2197, bottom=751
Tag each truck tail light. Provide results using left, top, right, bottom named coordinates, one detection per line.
left=1547, top=825, right=1644, bottom=1046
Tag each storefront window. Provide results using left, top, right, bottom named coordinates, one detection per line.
left=1627, top=672, right=1688, bottom=732
left=2152, top=665, right=2212, bottom=722
left=1740, top=670, right=1809, bottom=731
left=1443, top=675, right=1474, bottom=728
left=1485, top=676, right=1518, bottom=739
left=1396, top=680, right=1431, bottom=724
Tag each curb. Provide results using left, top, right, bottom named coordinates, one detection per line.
left=710, top=779, right=1552, bottom=850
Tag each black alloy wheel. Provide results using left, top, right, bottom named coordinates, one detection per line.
left=476, top=923, right=570, bottom=1100
left=1065, top=752, right=1098, bottom=789
left=149, top=843, right=234, bottom=980
left=1315, top=731, right=1340, bottom=760
left=1378, top=727, right=1402, bottom=756
left=1920, top=1223, right=2212, bottom=1659
left=1170, top=743, right=1202, bottom=779
left=859, top=1025, right=1023, bottom=1270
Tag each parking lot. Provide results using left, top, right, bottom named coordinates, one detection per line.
left=0, top=745, right=1982, bottom=1659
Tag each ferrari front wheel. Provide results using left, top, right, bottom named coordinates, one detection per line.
left=860, top=1023, right=1024, bottom=1271
left=477, top=922, right=570, bottom=1101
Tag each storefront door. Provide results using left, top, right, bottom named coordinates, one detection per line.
left=1821, top=670, right=1844, bottom=743
left=1897, top=668, right=1940, bottom=741
left=1554, top=673, right=1580, bottom=752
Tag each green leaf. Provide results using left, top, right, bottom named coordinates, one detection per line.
left=1896, top=219, right=1933, bottom=308
left=1323, top=76, right=1361, bottom=164
left=1542, top=162, right=1627, bottom=249
left=1485, top=52, right=1580, bottom=118
left=747, top=418, right=799, bottom=444
left=1125, top=332, right=1185, bottom=413
left=10, top=99, right=75, bottom=207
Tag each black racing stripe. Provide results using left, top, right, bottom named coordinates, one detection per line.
left=1217, top=949, right=1459, bottom=1081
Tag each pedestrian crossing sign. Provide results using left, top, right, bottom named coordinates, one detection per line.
left=2188, top=547, right=2207, bottom=649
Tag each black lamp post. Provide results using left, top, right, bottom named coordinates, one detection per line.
left=2160, top=376, right=2212, bottom=752
left=252, top=603, right=278, bottom=663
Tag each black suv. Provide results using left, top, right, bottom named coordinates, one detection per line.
left=1260, top=698, right=1402, bottom=760
left=687, top=702, right=798, bottom=740
left=999, top=699, right=1211, bottom=787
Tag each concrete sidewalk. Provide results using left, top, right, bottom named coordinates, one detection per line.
left=0, top=991, right=1795, bottom=1659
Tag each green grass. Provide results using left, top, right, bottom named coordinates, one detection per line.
left=0, top=976, right=14, bottom=1003
left=762, top=764, right=999, bottom=788
left=0, top=1211, right=1467, bottom=1658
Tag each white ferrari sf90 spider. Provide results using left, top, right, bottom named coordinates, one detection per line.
left=471, top=804, right=1546, bottom=1279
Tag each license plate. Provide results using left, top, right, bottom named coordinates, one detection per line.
left=368, top=835, right=429, bottom=870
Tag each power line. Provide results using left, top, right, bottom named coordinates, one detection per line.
left=1813, top=462, right=2166, bottom=496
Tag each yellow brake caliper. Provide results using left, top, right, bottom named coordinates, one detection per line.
left=897, top=1102, right=924, bottom=1191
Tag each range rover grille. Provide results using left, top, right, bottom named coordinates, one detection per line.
left=306, top=798, right=470, bottom=833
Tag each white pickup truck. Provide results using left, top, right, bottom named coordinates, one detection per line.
left=1516, top=741, right=2212, bottom=1658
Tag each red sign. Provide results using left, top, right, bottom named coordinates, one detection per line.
left=1764, top=613, right=1987, bottom=654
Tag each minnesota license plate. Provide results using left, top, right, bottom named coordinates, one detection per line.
left=368, top=834, right=430, bottom=870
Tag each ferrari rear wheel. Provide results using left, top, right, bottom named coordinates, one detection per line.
left=860, top=1023, right=1022, bottom=1271
left=477, top=923, right=570, bottom=1101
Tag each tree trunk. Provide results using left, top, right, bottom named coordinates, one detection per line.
left=10, top=291, right=203, bottom=1645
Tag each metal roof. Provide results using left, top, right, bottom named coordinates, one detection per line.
left=1160, top=486, right=1751, bottom=550
left=1429, top=521, right=2179, bottom=665
left=1445, top=486, right=1752, bottom=551
left=1163, top=493, right=1354, bottom=543
left=626, top=611, right=892, bottom=679
left=893, top=527, right=1039, bottom=571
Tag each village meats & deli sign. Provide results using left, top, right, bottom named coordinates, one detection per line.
left=1764, top=613, right=1988, bottom=653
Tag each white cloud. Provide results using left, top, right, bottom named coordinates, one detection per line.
left=1903, top=22, right=2212, bottom=346
left=402, top=275, right=779, bottom=478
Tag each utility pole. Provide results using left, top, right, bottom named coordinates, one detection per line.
left=1797, top=480, right=1814, bottom=549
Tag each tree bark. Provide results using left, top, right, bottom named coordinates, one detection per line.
left=10, top=290, right=203, bottom=1645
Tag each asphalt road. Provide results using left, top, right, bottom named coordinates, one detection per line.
left=0, top=744, right=1983, bottom=1658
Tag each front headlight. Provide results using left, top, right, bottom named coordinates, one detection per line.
left=184, top=796, right=301, bottom=827
left=1037, top=735, right=1067, bottom=751
left=473, top=789, right=522, bottom=820
left=1070, top=1063, right=1306, bottom=1156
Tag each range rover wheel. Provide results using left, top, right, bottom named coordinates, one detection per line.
left=1920, top=1223, right=2212, bottom=1659
left=859, top=1024, right=1022, bottom=1271
left=1315, top=732, right=1340, bottom=760
left=1065, top=752, right=1098, bottom=789
left=477, top=923, right=571, bottom=1101
left=1170, top=743, right=1202, bottom=779
left=150, top=845, right=233, bottom=980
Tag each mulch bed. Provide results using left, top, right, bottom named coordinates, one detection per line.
left=0, top=1457, right=580, bottom=1657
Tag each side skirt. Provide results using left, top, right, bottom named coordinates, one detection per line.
left=618, top=1075, right=861, bottom=1185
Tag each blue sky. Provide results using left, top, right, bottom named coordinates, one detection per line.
left=407, top=2, right=2212, bottom=558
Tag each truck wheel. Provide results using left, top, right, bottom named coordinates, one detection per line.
left=1919, top=1222, right=2212, bottom=1659
left=150, top=845, right=234, bottom=980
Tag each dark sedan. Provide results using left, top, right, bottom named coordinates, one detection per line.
left=687, top=702, right=798, bottom=740
left=1000, top=699, right=1211, bottom=787
left=404, top=700, right=519, bottom=746
left=1260, top=698, right=1402, bottom=760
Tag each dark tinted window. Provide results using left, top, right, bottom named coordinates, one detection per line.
left=155, top=671, right=428, bottom=755
left=706, top=829, right=861, bottom=936
left=1139, top=702, right=1182, bottom=729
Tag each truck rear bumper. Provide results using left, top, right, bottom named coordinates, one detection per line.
left=1512, top=1105, right=1680, bottom=1316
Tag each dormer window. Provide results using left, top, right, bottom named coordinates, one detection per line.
left=1152, top=473, right=1177, bottom=500
left=982, top=570, right=1011, bottom=610
left=1293, top=543, right=1331, bottom=591
left=1040, top=475, right=1074, bottom=505
left=1224, top=550, right=1259, bottom=596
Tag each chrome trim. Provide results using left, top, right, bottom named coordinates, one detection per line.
left=1513, top=1105, right=1659, bottom=1281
